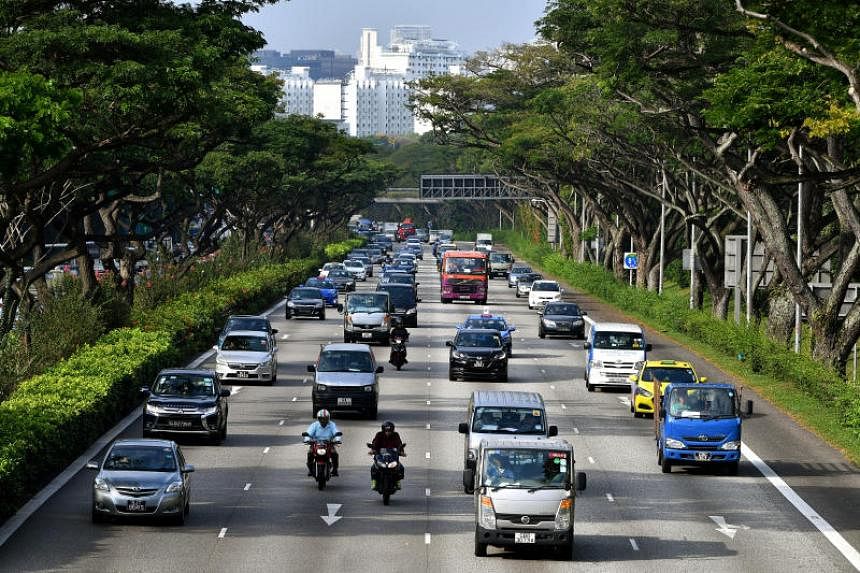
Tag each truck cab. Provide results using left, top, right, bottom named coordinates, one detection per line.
left=583, top=322, right=651, bottom=391
left=470, top=438, right=586, bottom=560
left=657, top=383, right=748, bottom=475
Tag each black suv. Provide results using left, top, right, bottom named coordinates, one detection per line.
left=286, top=286, right=327, bottom=319
left=538, top=302, right=587, bottom=339
left=446, top=329, right=509, bottom=382
left=376, top=283, right=420, bottom=327
left=142, top=369, right=230, bottom=444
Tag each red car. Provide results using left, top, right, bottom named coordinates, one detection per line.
left=396, top=224, right=416, bottom=241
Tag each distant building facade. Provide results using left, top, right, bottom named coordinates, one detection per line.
left=253, top=49, right=356, bottom=81
left=254, top=26, right=463, bottom=137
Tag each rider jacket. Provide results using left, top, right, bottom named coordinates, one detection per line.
left=305, top=420, right=340, bottom=442
left=371, top=430, right=404, bottom=452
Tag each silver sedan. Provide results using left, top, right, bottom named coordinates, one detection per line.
left=88, top=439, right=193, bottom=524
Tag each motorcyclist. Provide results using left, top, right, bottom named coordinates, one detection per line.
left=369, top=420, right=406, bottom=489
left=389, top=322, right=410, bottom=365
left=304, top=409, right=340, bottom=477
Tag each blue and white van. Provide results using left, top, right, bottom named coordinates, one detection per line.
left=583, top=322, right=651, bottom=391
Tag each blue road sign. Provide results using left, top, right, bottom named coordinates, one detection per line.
left=623, top=252, right=638, bottom=270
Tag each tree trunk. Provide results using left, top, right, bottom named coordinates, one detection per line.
left=767, top=284, right=795, bottom=347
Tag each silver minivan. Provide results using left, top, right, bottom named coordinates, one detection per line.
left=471, top=438, right=586, bottom=559
left=458, top=391, right=557, bottom=493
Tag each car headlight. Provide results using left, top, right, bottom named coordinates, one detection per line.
left=316, top=384, right=328, bottom=392
left=720, top=440, right=741, bottom=450
left=386, top=461, right=399, bottom=468
left=145, top=403, right=164, bottom=415
left=215, top=355, right=227, bottom=365
left=494, top=352, right=507, bottom=360
left=665, top=438, right=686, bottom=449
left=314, top=301, right=323, bottom=307
left=346, top=315, right=354, bottom=328
left=573, top=318, right=583, bottom=324
left=94, top=477, right=110, bottom=491
left=479, top=495, right=496, bottom=530
left=452, top=350, right=466, bottom=359
left=590, top=360, right=603, bottom=369
left=201, top=406, right=218, bottom=415
left=287, top=301, right=295, bottom=307
left=467, top=449, right=477, bottom=461
left=634, top=385, right=653, bottom=398
left=316, top=448, right=327, bottom=456
left=166, top=481, right=184, bottom=493
left=364, top=385, right=374, bottom=392
left=406, top=308, right=417, bottom=314
left=543, top=319, right=557, bottom=328
left=555, top=498, right=572, bottom=530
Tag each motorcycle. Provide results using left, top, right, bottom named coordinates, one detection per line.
left=303, top=431, right=342, bottom=490
left=389, top=336, right=407, bottom=370
left=368, top=442, right=406, bottom=505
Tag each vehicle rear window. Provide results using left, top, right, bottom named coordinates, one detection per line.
left=153, top=374, right=215, bottom=397
left=472, top=407, right=545, bottom=434
left=641, top=368, right=696, bottom=384
left=222, top=335, right=269, bottom=352
left=318, top=350, right=374, bottom=373
left=591, top=331, right=644, bottom=350
left=104, top=446, right=177, bottom=472
left=544, top=303, right=580, bottom=315
left=456, top=332, right=502, bottom=348
left=291, top=288, right=322, bottom=299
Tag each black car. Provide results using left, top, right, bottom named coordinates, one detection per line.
left=327, top=269, right=357, bottom=292
left=285, top=286, right=327, bottom=319
left=376, top=283, right=420, bottom=328
left=447, top=328, right=508, bottom=382
left=379, top=271, right=418, bottom=288
left=142, top=369, right=230, bottom=444
left=217, top=314, right=278, bottom=347
left=538, top=301, right=588, bottom=339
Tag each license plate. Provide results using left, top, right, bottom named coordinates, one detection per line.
left=474, top=361, right=483, bottom=367
left=237, top=371, right=248, bottom=378
left=337, top=397, right=352, bottom=406
left=459, top=295, right=471, bottom=299
left=127, top=500, right=146, bottom=513
left=168, top=419, right=192, bottom=428
left=515, top=532, right=535, bottom=543
left=361, top=332, right=372, bottom=339
left=695, top=452, right=712, bottom=461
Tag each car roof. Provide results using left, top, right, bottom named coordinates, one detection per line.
left=642, top=359, right=694, bottom=369
left=591, top=322, right=643, bottom=333
left=478, top=437, right=572, bottom=452
left=226, top=314, right=268, bottom=320
left=157, top=368, right=217, bottom=376
left=465, top=314, right=506, bottom=321
left=472, top=390, right=546, bottom=408
left=666, top=382, right=734, bottom=390
left=322, top=343, right=373, bottom=352
left=112, top=438, right=176, bottom=448
left=223, top=330, right=267, bottom=337
left=532, top=279, right=559, bottom=285
left=457, top=328, right=500, bottom=335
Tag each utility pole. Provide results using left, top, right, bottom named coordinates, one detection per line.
left=659, top=167, right=667, bottom=295
left=795, top=145, right=803, bottom=353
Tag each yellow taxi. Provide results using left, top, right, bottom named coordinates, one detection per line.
left=629, top=360, right=707, bottom=417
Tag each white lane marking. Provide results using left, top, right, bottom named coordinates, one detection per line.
left=618, top=396, right=631, bottom=406
left=532, top=357, right=538, bottom=361
left=291, top=397, right=297, bottom=402
left=244, top=483, right=252, bottom=491
left=279, top=420, right=285, bottom=426
left=218, top=528, right=228, bottom=539
left=425, top=452, right=431, bottom=460
left=573, top=428, right=580, bottom=434
left=281, top=334, right=289, bottom=340
left=629, top=538, right=639, bottom=551
left=588, top=457, right=595, bottom=464
left=550, top=385, right=556, bottom=390
left=560, top=404, right=567, bottom=410
left=425, top=533, right=432, bottom=545
left=427, top=382, right=431, bottom=387
left=263, top=447, right=270, bottom=454
left=426, top=424, right=431, bottom=430
left=321, top=503, right=343, bottom=526
left=425, top=488, right=431, bottom=497
left=742, top=444, right=860, bottom=570
left=189, top=349, right=216, bottom=368
left=540, top=369, right=546, bottom=374
left=426, top=400, right=431, bottom=405
left=709, top=515, right=749, bottom=540
left=606, top=493, right=615, bottom=502
left=302, top=377, right=308, bottom=384
left=427, top=366, right=431, bottom=371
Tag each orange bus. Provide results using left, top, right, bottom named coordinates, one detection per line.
left=440, top=250, right=489, bottom=304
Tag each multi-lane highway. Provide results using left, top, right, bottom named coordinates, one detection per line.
left=1, top=243, right=858, bottom=572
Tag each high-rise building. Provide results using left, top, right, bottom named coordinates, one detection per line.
left=252, top=49, right=357, bottom=80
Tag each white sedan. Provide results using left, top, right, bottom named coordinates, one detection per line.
left=214, top=330, right=278, bottom=385
left=343, top=259, right=368, bottom=281
left=528, top=280, right=563, bottom=310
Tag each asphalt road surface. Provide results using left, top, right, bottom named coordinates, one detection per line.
left=1, top=243, right=858, bottom=572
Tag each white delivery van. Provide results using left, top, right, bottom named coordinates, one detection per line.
left=583, top=322, right=652, bottom=391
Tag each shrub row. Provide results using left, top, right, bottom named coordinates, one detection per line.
left=496, top=230, right=860, bottom=440
left=0, top=240, right=355, bottom=522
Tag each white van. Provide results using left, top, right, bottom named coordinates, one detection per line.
left=583, top=322, right=652, bottom=391
left=475, top=233, right=493, bottom=252
left=471, top=438, right=586, bottom=559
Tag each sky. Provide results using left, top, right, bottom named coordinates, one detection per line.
left=242, top=0, right=549, bottom=56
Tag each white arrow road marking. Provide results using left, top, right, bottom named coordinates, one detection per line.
left=709, top=515, right=749, bottom=540
left=550, top=385, right=555, bottom=390
left=426, top=381, right=431, bottom=387
left=218, top=528, right=228, bottom=538
left=425, top=488, right=431, bottom=497
left=291, top=397, right=297, bottom=402
left=605, top=493, right=615, bottom=502
left=560, top=404, right=567, bottom=410
left=426, top=423, right=431, bottom=430
left=321, top=503, right=342, bottom=526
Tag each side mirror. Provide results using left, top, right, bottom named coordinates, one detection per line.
left=745, top=400, right=754, bottom=417
left=575, top=471, right=587, bottom=492
left=456, top=324, right=463, bottom=330
left=220, top=388, right=231, bottom=397
left=445, top=340, right=453, bottom=347
left=337, top=303, right=344, bottom=313
left=659, top=408, right=666, bottom=420
left=463, top=468, right=475, bottom=490
left=548, top=425, right=558, bottom=437
left=183, top=464, right=195, bottom=473
left=581, top=311, right=588, bottom=316
left=699, top=376, right=708, bottom=383
left=212, top=345, right=218, bottom=351
left=458, top=422, right=469, bottom=434
left=509, top=326, right=516, bottom=332
left=307, top=364, right=316, bottom=372
left=86, top=461, right=99, bottom=470
left=645, top=343, right=653, bottom=352
left=271, top=328, right=279, bottom=334
left=335, top=431, right=343, bottom=437
left=302, top=432, right=310, bottom=437
left=583, top=342, right=591, bottom=350
left=366, top=442, right=373, bottom=449
left=139, top=386, right=150, bottom=396
left=417, top=298, right=422, bottom=303
left=375, top=366, right=384, bottom=373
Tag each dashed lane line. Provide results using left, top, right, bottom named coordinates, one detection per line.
left=630, top=538, right=639, bottom=551
left=218, top=528, right=228, bottom=539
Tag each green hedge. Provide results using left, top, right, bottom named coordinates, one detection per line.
left=496, top=230, right=860, bottom=440
left=324, top=238, right=364, bottom=260
left=0, top=241, right=354, bottom=521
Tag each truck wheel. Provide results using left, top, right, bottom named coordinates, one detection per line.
left=560, top=539, right=575, bottom=561
left=474, top=530, right=488, bottom=557
left=285, top=311, right=292, bottom=320
left=585, top=379, right=594, bottom=392
left=538, top=328, right=546, bottom=339
left=660, top=451, right=672, bottom=473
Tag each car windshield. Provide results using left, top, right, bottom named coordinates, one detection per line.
left=519, top=274, right=541, bottom=285
left=306, top=278, right=335, bottom=289
left=152, top=374, right=215, bottom=396
left=472, top=407, right=545, bottom=434
left=456, top=332, right=502, bottom=348
left=591, top=331, right=644, bottom=350
left=103, top=445, right=177, bottom=472
left=323, top=263, right=344, bottom=270
left=221, top=335, right=269, bottom=352
left=544, top=303, right=581, bottom=316
left=668, top=387, right=737, bottom=418
left=641, top=367, right=697, bottom=384
left=328, top=270, right=351, bottom=278
left=378, top=286, right=415, bottom=307
left=318, top=350, right=374, bottom=372
left=291, top=288, right=321, bottom=299
left=490, top=253, right=512, bottom=262
left=444, top=256, right=486, bottom=275
left=532, top=282, right=559, bottom=292
left=225, top=317, right=268, bottom=332
left=482, top=448, right=569, bottom=489
left=464, top=317, right=507, bottom=331
left=384, top=274, right=413, bottom=285
left=511, top=266, right=532, bottom=274
left=346, top=294, right=387, bottom=313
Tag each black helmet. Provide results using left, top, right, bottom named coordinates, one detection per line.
left=381, top=420, right=395, bottom=432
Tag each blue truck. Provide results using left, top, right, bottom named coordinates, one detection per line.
left=657, top=383, right=748, bottom=476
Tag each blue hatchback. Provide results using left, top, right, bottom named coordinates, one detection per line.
left=456, top=311, right=517, bottom=356
left=304, top=277, right=338, bottom=306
